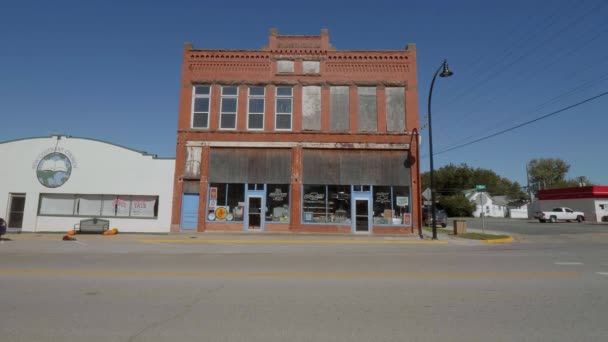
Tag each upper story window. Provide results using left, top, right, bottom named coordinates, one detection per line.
left=192, top=85, right=210, bottom=129
left=330, top=86, right=349, bottom=131
left=247, top=86, right=265, bottom=130
left=358, top=87, right=377, bottom=132
left=277, top=60, right=294, bottom=73
left=302, top=86, right=321, bottom=131
left=303, top=61, right=320, bottom=74
left=220, top=86, right=238, bottom=130
left=385, top=87, right=406, bottom=132
left=275, top=87, right=293, bottom=130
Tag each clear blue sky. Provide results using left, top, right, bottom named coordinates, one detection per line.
left=2, top=0, right=607, bottom=186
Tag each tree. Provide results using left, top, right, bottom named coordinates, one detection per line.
left=422, top=163, right=527, bottom=199
left=438, top=194, right=475, bottom=217
left=421, top=163, right=527, bottom=217
left=527, top=158, right=570, bottom=189
left=527, top=158, right=593, bottom=190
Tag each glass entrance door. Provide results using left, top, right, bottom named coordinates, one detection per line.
left=354, top=198, right=370, bottom=233
left=8, top=194, right=25, bottom=229
left=247, top=196, right=263, bottom=230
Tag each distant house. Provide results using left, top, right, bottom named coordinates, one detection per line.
left=464, top=191, right=508, bottom=218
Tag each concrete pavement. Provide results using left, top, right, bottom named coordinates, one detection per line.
left=1, top=231, right=607, bottom=341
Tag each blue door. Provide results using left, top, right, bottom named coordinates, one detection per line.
left=180, top=193, right=199, bottom=230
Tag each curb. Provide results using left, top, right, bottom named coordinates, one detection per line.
left=482, top=236, right=514, bottom=244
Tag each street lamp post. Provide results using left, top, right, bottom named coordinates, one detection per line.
left=428, top=59, right=453, bottom=240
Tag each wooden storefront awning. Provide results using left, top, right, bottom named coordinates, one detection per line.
left=303, top=149, right=410, bottom=186
left=209, top=148, right=292, bottom=184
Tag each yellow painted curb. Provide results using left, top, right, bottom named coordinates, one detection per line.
left=482, top=237, right=514, bottom=244
left=139, top=239, right=448, bottom=245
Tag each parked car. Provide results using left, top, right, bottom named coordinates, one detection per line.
left=535, top=207, right=585, bottom=223
left=422, top=208, right=448, bottom=227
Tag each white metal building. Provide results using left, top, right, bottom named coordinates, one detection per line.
left=1, top=135, right=175, bottom=233
left=532, top=186, right=608, bottom=223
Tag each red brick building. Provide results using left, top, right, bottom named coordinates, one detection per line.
left=171, top=29, right=421, bottom=234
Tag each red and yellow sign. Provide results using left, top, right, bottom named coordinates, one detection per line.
left=403, top=213, right=412, bottom=226
left=215, top=207, right=227, bottom=220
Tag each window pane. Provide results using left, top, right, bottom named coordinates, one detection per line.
left=277, top=87, right=292, bottom=96
left=276, top=114, right=291, bottom=129
left=39, top=194, right=75, bottom=215
left=193, top=113, right=208, bottom=128
left=221, top=98, right=237, bottom=113
left=386, top=87, right=406, bottom=132
left=249, top=98, right=264, bottom=113
left=303, top=61, right=320, bottom=74
left=302, top=185, right=327, bottom=223
left=393, top=186, right=410, bottom=221
left=115, top=196, right=131, bottom=216
left=330, top=86, right=349, bottom=131
left=373, top=186, right=392, bottom=224
left=227, top=183, right=245, bottom=222
left=101, top=195, right=117, bottom=216
left=249, top=87, right=265, bottom=96
left=276, top=98, right=292, bottom=113
left=222, top=86, right=238, bottom=95
left=328, top=185, right=351, bottom=224
left=221, top=113, right=236, bottom=128
left=130, top=196, right=157, bottom=218
left=210, top=184, right=227, bottom=207
left=194, top=98, right=209, bottom=112
left=302, top=86, right=321, bottom=131
left=195, top=86, right=210, bottom=95
left=267, top=184, right=290, bottom=222
left=78, top=195, right=102, bottom=216
left=277, top=60, right=294, bottom=73
left=248, top=114, right=264, bottom=129
left=358, top=87, right=377, bottom=131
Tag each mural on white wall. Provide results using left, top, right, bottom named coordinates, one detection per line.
left=32, top=147, right=78, bottom=188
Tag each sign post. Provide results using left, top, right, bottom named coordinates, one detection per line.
left=476, top=185, right=486, bottom=234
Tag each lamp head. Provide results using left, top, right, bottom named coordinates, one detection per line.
left=440, top=60, right=453, bottom=78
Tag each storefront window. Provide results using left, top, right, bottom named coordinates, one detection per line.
left=208, top=183, right=245, bottom=222
left=302, top=185, right=327, bottom=223
left=372, top=186, right=392, bottom=224
left=328, top=185, right=351, bottom=224
left=266, top=184, right=290, bottom=222
left=392, top=186, right=410, bottom=224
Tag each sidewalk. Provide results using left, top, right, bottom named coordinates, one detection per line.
left=3, top=230, right=452, bottom=245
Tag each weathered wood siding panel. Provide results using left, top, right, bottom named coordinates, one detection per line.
left=303, top=150, right=410, bottom=185
left=358, top=87, right=377, bottom=132
left=209, top=148, right=291, bottom=183
left=185, top=146, right=202, bottom=178
left=386, top=87, right=405, bottom=132
left=330, top=86, right=349, bottom=131
left=302, top=86, right=321, bottom=131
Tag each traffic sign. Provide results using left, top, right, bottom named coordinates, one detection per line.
left=475, top=184, right=486, bottom=190
left=422, top=188, right=432, bottom=200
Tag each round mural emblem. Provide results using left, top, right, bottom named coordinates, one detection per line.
left=36, top=152, right=72, bottom=188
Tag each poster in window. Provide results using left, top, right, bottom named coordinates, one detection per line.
left=403, top=213, right=412, bottom=226
left=130, top=196, right=156, bottom=217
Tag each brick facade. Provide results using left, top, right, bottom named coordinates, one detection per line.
left=172, top=29, right=421, bottom=235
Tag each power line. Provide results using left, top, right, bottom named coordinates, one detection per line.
left=423, top=89, right=608, bottom=158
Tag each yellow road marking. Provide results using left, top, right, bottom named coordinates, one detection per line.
left=0, top=269, right=579, bottom=279
left=482, top=237, right=514, bottom=244
left=138, top=239, right=448, bottom=245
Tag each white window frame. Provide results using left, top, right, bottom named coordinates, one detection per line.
left=247, top=86, right=265, bottom=131
left=191, top=85, right=211, bottom=129
left=275, top=86, right=293, bottom=131
left=219, top=86, right=238, bottom=130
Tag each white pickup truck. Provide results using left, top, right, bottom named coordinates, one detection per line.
left=536, top=207, right=585, bottom=223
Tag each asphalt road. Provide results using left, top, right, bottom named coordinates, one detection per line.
left=1, top=234, right=607, bottom=342
left=453, top=217, right=608, bottom=236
